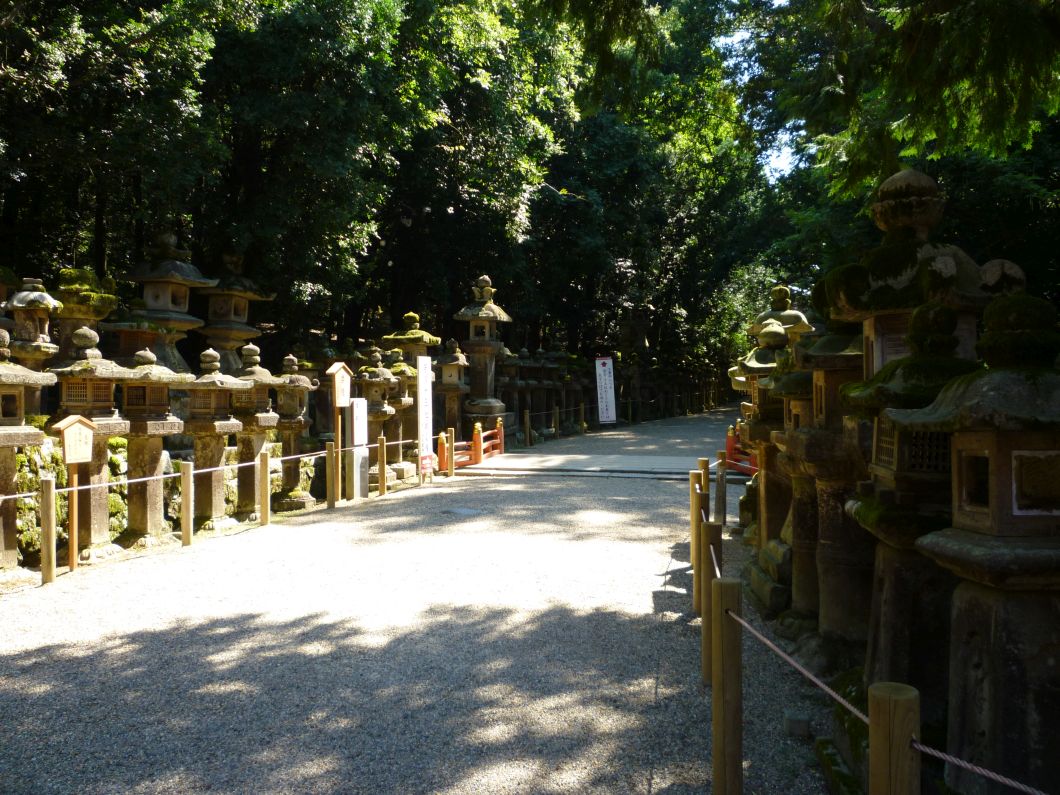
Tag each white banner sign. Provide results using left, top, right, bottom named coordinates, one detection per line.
left=416, top=356, right=434, bottom=474
left=595, top=357, right=617, bottom=424
left=351, top=398, right=368, bottom=447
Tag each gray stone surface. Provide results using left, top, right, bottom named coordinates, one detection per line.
left=0, top=410, right=828, bottom=794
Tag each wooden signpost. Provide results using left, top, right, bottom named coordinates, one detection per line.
left=52, top=414, right=97, bottom=571
left=325, top=362, right=353, bottom=502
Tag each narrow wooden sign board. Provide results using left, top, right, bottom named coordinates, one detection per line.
left=53, top=415, right=98, bottom=465
left=325, top=362, right=353, bottom=409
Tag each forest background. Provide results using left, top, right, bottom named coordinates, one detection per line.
left=2, top=0, right=1057, bottom=380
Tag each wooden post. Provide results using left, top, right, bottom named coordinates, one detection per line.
left=326, top=442, right=336, bottom=509
left=869, top=683, right=921, bottom=795
left=497, top=418, right=505, bottom=454
left=689, top=471, right=701, bottom=616
left=523, top=409, right=532, bottom=447
left=698, top=456, right=711, bottom=514
left=701, top=520, right=724, bottom=684
left=258, top=449, right=270, bottom=527
left=447, top=428, right=455, bottom=477
left=378, top=435, right=388, bottom=496
left=712, top=577, right=743, bottom=795
left=552, top=405, right=560, bottom=436
left=472, top=423, right=483, bottom=465
left=333, top=408, right=343, bottom=501
left=437, top=431, right=448, bottom=474
left=40, top=476, right=56, bottom=585
left=579, top=403, right=586, bottom=433
left=715, top=450, right=728, bottom=527
left=66, top=463, right=78, bottom=571
left=180, top=460, right=193, bottom=546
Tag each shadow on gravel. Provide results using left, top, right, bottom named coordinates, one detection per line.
left=0, top=605, right=709, bottom=794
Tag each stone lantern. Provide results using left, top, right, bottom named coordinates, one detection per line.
left=184, top=349, right=252, bottom=531
left=435, top=339, right=469, bottom=439
left=47, top=327, right=137, bottom=559
left=453, top=275, right=512, bottom=437
left=4, top=277, right=62, bottom=413
left=889, top=293, right=1060, bottom=794
left=0, top=329, right=56, bottom=569
left=232, top=343, right=283, bottom=521
left=53, top=268, right=119, bottom=365
left=121, top=349, right=194, bottom=541
left=198, top=262, right=276, bottom=375
left=381, top=311, right=441, bottom=361
left=384, top=348, right=417, bottom=475
left=103, top=233, right=218, bottom=372
left=356, top=351, right=397, bottom=483
left=273, top=355, right=318, bottom=511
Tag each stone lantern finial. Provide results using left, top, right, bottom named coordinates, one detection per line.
left=403, top=312, right=420, bottom=330
left=472, top=275, right=496, bottom=303
left=240, top=343, right=262, bottom=368
left=282, top=354, right=299, bottom=374
left=200, top=348, right=222, bottom=374
left=71, top=326, right=102, bottom=361
left=134, top=348, right=157, bottom=366
left=871, top=168, right=945, bottom=241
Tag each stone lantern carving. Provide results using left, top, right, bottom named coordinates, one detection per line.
left=4, top=277, right=62, bottom=413
left=273, top=355, right=318, bottom=511
left=47, top=327, right=137, bottom=559
left=122, top=349, right=194, bottom=541
left=435, top=339, right=469, bottom=438
left=453, top=275, right=512, bottom=437
left=104, top=233, right=218, bottom=372
left=198, top=261, right=275, bottom=375
left=232, top=343, right=283, bottom=521
left=184, top=349, right=252, bottom=531
left=888, top=292, right=1060, bottom=795
left=0, top=329, right=57, bottom=569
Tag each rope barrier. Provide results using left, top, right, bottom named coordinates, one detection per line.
left=193, top=458, right=261, bottom=475
left=724, top=608, right=870, bottom=726
left=275, top=450, right=328, bottom=463
left=0, top=490, right=44, bottom=504
left=909, top=741, right=1048, bottom=795
left=54, top=471, right=182, bottom=496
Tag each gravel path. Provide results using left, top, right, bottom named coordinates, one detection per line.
left=0, top=410, right=829, bottom=794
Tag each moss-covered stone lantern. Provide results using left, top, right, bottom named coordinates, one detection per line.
left=357, top=350, right=397, bottom=483
left=47, top=327, right=137, bottom=559
left=53, top=268, right=119, bottom=365
left=453, top=275, right=512, bottom=437
left=384, top=348, right=417, bottom=475
left=184, top=348, right=252, bottom=531
left=122, top=349, right=194, bottom=541
left=273, top=354, right=318, bottom=511
left=4, top=277, right=62, bottom=413
left=381, top=311, right=441, bottom=361
left=887, top=292, right=1060, bottom=795
left=0, top=329, right=57, bottom=569
left=232, top=343, right=283, bottom=521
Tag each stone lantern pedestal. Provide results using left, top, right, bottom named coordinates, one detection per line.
left=184, top=349, right=252, bottom=531
left=273, top=355, right=318, bottom=511
left=0, top=329, right=56, bottom=568
left=121, top=349, right=194, bottom=541
left=48, top=327, right=137, bottom=559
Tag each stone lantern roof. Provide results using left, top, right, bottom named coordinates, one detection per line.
left=47, top=327, right=137, bottom=382
left=189, top=349, right=253, bottom=393
left=237, top=343, right=285, bottom=387
left=381, top=311, right=442, bottom=348
left=737, top=318, right=788, bottom=377
left=131, top=233, right=218, bottom=289
left=0, top=329, right=56, bottom=388
left=886, top=293, right=1060, bottom=432
left=4, top=277, right=63, bottom=317
left=453, top=275, right=513, bottom=323
left=386, top=349, right=417, bottom=379
left=199, top=272, right=275, bottom=301
left=280, top=354, right=319, bottom=392
left=125, top=348, right=195, bottom=386
left=749, top=286, right=814, bottom=338
left=436, top=340, right=469, bottom=368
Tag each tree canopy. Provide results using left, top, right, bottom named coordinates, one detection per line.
left=1, top=0, right=1056, bottom=381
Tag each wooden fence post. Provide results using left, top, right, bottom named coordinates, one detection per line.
left=712, top=577, right=743, bottom=795
left=552, top=405, right=560, bottom=436
left=869, top=683, right=920, bottom=795
left=523, top=409, right=532, bottom=447
left=700, top=521, right=723, bottom=684
left=40, top=476, right=56, bottom=585
left=326, top=441, right=336, bottom=509
left=472, top=423, right=483, bottom=464
left=378, top=435, right=388, bottom=496
left=180, top=460, right=193, bottom=546
left=497, top=418, right=505, bottom=453
left=437, top=431, right=448, bottom=474
left=715, top=450, right=728, bottom=527
left=447, top=428, right=456, bottom=478
left=258, top=449, right=270, bottom=527
left=689, top=471, right=701, bottom=616
left=67, top=463, right=78, bottom=571
left=579, top=403, right=586, bottom=433
left=698, top=456, right=711, bottom=513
